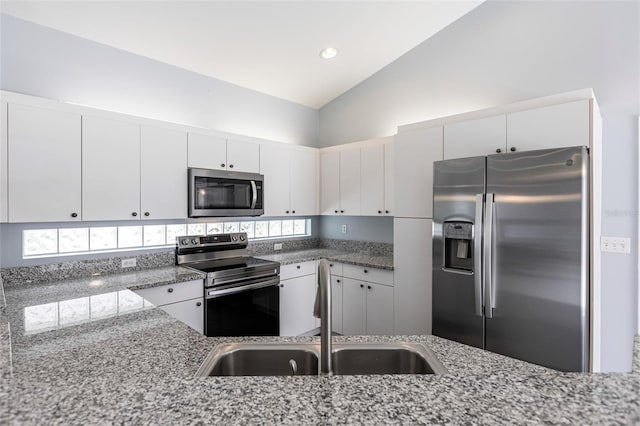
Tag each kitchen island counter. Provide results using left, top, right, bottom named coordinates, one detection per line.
left=2, top=269, right=639, bottom=425
left=256, top=248, right=394, bottom=270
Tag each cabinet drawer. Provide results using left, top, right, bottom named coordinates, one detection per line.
left=280, top=261, right=316, bottom=280
left=342, top=264, right=393, bottom=286
left=134, top=279, right=203, bottom=306
left=327, top=261, right=343, bottom=277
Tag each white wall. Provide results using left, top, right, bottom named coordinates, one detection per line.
left=319, top=1, right=639, bottom=372
left=0, top=13, right=318, bottom=147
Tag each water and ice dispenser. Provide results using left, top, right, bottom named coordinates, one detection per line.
left=443, top=222, right=474, bottom=272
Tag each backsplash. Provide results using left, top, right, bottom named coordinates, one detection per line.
left=248, top=238, right=320, bottom=255
left=319, top=239, right=393, bottom=257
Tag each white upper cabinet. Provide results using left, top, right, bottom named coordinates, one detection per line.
left=226, top=138, right=260, bottom=173
left=187, top=133, right=227, bottom=170
left=444, top=115, right=506, bottom=159
left=320, top=150, right=340, bottom=215
left=8, top=103, right=82, bottom=222
left=384, top=141, right=394, bottom=216
left=188, top=134, right=259, bottom=173
left=289, top=147, right=318, bottom=216
left=82, top=116, right=141, bottom=221
left=394, top=126, right=443, bottom=219
left=1, top=102, right=7, bottom=222
left=339, top=146, right=361, bottom=216
left=140, top=125, right=187, bottom=220
left=507, top=100, right=590, bottom=152
left=260, top=143, right=291, bottom=216
left=360, top=144, right=384, bottom=216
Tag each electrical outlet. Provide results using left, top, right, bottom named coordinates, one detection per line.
left=121, top=258, right=137, bottom=268
left=274, top=243, right=283, bottom=251
left=600, top=236, right=631, bottom=254
left=341, top=224, right=347, bottom=234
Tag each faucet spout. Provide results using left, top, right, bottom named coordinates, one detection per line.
left=314, top=259, right=332, bottom=375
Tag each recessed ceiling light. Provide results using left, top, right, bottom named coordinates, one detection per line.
left=319, top=47, right=338, bottom=60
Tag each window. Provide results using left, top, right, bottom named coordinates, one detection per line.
left=22, top=219, right=311, bottom=258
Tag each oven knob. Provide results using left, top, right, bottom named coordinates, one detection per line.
left=181, top=238, right=190, bottom=245
left=240, top=235, right=245, bottom=241
left=191, top=238, right=198, bottom=244
left=232, top=235, right=238, bottom=241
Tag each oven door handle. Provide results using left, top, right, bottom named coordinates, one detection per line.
left=206, top=277, right=279, bottom=299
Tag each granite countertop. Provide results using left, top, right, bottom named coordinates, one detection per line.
left=256, top=248, right=394, bottom=270
left=2, top=268, right=640, bottom=425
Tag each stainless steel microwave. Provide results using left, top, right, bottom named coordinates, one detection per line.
left=188, top=168, right=264, bottom=217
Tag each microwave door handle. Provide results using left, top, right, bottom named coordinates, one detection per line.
left=250, top=180, right=258, bottom=209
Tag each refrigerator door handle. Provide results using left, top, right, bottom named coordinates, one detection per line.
left=474, top=194, right=484, bottom=317
left=484, top=193, right=495, bottom=318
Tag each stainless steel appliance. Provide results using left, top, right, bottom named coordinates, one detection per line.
left=432, top=146, right=589, bottom=372
left=176, top=232, right=280, bottom=336
left=188, top=168, right=264, bottom=217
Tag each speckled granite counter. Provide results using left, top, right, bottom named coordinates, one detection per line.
left=2, top=269, right=639, bottom=425
left=256, top=249, right=394, bottom=270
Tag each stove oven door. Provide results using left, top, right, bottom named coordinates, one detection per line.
left=204, top=278, right=280, bottom=337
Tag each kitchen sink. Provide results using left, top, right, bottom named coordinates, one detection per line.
left=196, top=342, right=448, bottom=377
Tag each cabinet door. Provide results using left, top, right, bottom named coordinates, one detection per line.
left=279, top=274, right=317, bottom=336
left=444, top=115, right=506, bottom=159
left=290, top=148, right=318, bottom=216
left=82, top=116, right=140, bottom=221
left=384, top=141, right=394, bottom=216
left=394, top=126, right=443, bottom=218
left=342, top=278, right=367, bottom=335
left=8, top=104, right=81, bottom=222
left=0, top=102, right=7, bottom=222
left=140, top=125, right=187, bottom=220
left=366, top=283, right=394, bottom=335
left=393, top=218, right=432, bottom=335
left=259, top=144, right=291, bottom=216
left=507, top=100, right=590, bottom=152
left=160, top=298, right=204, bottom=334
left=226, top=138, right=260, bottom=173
left=320, top=150, right=340, bottom=215
left=331, top=276, right=343, bottom=334
left=339, top=147, right=361, bottom=215
left=360, top=144, right=384, bottom=216
left=187, top=133, right=227, bottom=170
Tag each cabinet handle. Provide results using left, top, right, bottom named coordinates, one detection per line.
left=496, top=148, right=502, bottom=153
left=71, top=212, right=78, bottom=218
left=360, top=284, right=364, bottom=288
left=196, top=302, right=202, bottom=307
left=167, top=288, right=174, bottom=293
left=367, top=285, right=372, bottom=290
left=229, top=164, right=234, bottom=169
left=131, top=212, right=138, bottom=217
left=144, top=212, right=150, bottom=217
left=510, top=147, right=516, bottom=152
left=221, top=163, right=225, bottom=168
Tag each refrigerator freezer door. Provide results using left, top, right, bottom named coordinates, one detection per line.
left=432, top=156, right=486, bottom=349
left=485, top=146, right=589, bottom=372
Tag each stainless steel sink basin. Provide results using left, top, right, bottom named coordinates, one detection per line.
left=196, top=342, right=448, bottom=376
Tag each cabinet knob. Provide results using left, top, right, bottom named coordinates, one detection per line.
left=280, top=284, right=284, bottom=288
left=167, top=288, right=174, bottom=293
left=378, top=210, right=382, bottom=214
left=229, top=164, right=234, bottom=169
left=360, top=284, right=364, bottom=288
left=292, top=210, right=296, bottom=214
left=385, top=210, right=390, bottom=214
left=144, top=212, right=150, bottom=217
left=363, top=269, right=368, bottom=273
left=286, top=210, right=290, bottom=214
left=329, top=263, right=333, bottom=267
left=510, top=147, right=516, bottom=152
left=334, top=210, right=338, bottom=214
left=340, top=210, right=344, bottom=213
left=221, top=163, right=225, bottom=168
left=496, top=148, right=502, bottom=153
left=296, top=265, right=301, bottom=269
left=337, top=279, right=341, bottom=283
left=71, top=212, right=78, bottom=218
left=196, top=302, right=202, bottom=307
left=131, top=212, right=138, bottom=217
left=367, top=285, right=372, bottom=290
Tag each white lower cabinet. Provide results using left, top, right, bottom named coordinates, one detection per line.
left=159, top=298, right=204, bottom=334
left=132, top=279, right=204, bottom=334
left=331, top=276, right=343, bottom=334
left=279, top=262, right=318, bottom=336
left=342, top=278, right=367, bottom=335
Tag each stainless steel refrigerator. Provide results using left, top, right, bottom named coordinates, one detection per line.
left=432, top=146, right=589, bottom=372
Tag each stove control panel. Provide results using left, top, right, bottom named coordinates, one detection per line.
left=177, top=232, right=248, bottom=248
